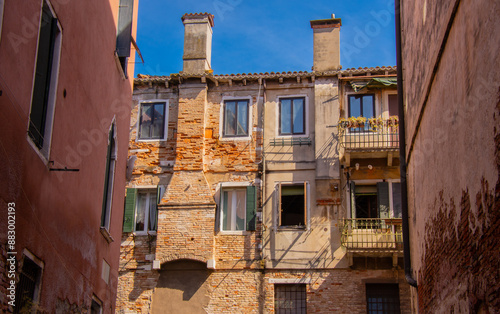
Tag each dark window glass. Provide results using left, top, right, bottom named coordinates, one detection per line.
left=275, top=284, right=306, bottom=314
left=139, top=102, right=166, bottom=139
left=388, top=94, right=399, bottom=116
left=366, top=284, right=401, bottom=314
left=348, top=94, right=375, bottom=132
left=91, top=298, right=102, bottom=314
left=14, top=258, right=41, bottom=314
left=280, top=185, right=305, bottom=227
left=280, top=97, right=305, bottom=135
left=28, top=3, right=58, bottom=149
left=223, top=100, right=249, bottom=137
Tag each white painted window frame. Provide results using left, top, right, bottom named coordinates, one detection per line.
left=216, top=181, right=252, bottom=235
left=26, top=0, right=62, bottom=162
left=133, top=188, right=158, bottom=235
left=275, top=95, right=309, bottom=138
left=347, top=179, right=401, bottom=219
left=136, top=99, right=169, bottom=142
left=218, top=96, right=253, bottom=141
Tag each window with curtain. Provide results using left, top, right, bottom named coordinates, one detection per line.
left=223, top=100, right=249, bottom=137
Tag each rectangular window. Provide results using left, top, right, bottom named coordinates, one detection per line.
left=222, top=189, right=246, bottom=231
left=138, top=102, right=166, bottom=140
left=366, top=284, right=401, bottom=314
left=279, top=97, right=305, bottom=135
left=348, top=94, right=375, bottom=132
left=101, top=123, right=116, bottom=231
left=14, top=257, right=42, bottom=314
left=223, top=100, right=249, bottom=137
left=28, top=2, right=61, bottom=156
left=279, top=183, right=307, bottom=228
left=388, top=94, right=399, bottom=117
left=135, top=191, right=157, bottom=232
left=350, top=182, right=401, bottom=220
left=90, top=297, right=103, bottom=314
left=274, top=284, right=306, bottom=314
left=122, top=187, right=159, bottom=233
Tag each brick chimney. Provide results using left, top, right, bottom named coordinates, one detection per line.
left=310, top=14, right=342, bottom=72
left=181, top=13, right=215, bottom=74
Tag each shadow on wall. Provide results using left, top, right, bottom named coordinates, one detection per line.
left=151, top=259, right=211, bottom=313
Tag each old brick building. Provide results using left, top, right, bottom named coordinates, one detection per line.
left=117, top=13, right=411, bottom=313
left=0, top=0, right=138, bottom=313
left=400, top=0, right=500, bottom=312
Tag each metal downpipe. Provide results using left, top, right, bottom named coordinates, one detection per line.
left=395, top=0, right=418, bottom=288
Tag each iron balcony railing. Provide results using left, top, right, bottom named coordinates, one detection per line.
left=340, top=126, right=399, bottom=150
left=340, top=218, right=403, bottom=252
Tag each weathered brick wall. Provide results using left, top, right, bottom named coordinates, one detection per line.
left=263, top=269, right=411, bottom=313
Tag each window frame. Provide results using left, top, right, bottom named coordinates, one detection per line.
left=219, top=96, right=252, bottom=141
left=220, top=187, right=247, bottom=232
left=365, top=283, right=401, bottom=314
left=100, top=121, right=117, bottom=234
left=14, top=251, right=44, bottom=314
left=133, top=189, right=158, bottom=234
left=90, top=296, right=103, bottom=314
left=136, top=100, right=168, bottom=141
left=277, top=96, right=308, bottom=137
left=348, top=179, right=401, bottom=220
left=274, top=284, right=307, bottom=314
left=277, top=181, right=309, bottom=230
left=346, top=93, right=376, bottom=133
left=215, top=182, right=256, bottom=234
left=27, top=0, right=62, bottom=161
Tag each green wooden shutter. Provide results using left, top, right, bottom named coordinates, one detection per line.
left=246, top=186, right=256, bottom=231
left=123, top=188, right=136, bottom=232
left=101, top=125, right=114, bottom=227
left=377, top=182, right=390, bottom=219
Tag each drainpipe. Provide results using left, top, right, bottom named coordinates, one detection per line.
left=395, top=0, right=418, bottom=288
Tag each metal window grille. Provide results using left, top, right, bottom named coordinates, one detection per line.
left=14, top=258, right=41, bottom=314
left=366, top=284, right=401, bottom=314
left=275, top=284, right=307, bottom=314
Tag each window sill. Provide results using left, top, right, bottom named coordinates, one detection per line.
left=100, top=227, right=114, bottom=244
left=135, top=138, right=168, bottom=142
left=133, top=231, right=157, bottom=236
left=218, top=136, right=251, bottom=142
left=278, top=226, right=307, bottom=232
left=218, top=230, right=249, bottom=236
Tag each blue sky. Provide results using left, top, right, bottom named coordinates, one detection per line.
left=134, top=0, right=396, bottom=76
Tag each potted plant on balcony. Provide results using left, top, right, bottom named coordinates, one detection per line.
left=348, top=116, right=366, bottom=129
left=387, top=116, right=399, bottom=132
left=368, top=117, right=384, bottom=131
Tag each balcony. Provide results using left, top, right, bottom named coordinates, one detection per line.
left=340, top=218, right=403, bottom=253
left=340, top=128, right=399, bottom=151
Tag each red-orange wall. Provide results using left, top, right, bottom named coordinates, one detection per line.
left=0, top=0, right=138, bottom=312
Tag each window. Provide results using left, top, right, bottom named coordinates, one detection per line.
left=348, top=94, right=375, bottom=132
left=388, top=94, right=399, bottom=117
left=115, top=0, right=134, bottom=76
left=279, top=97, right=305, bottom=135
left=350, top=181, right=401, bottom=220
left=101, top=123, right=117, bottom=231
left=28, top=1, right=61, bottom=157
left=219, top=186, right=256, bottom=232
left=274, top=284, right=306, bottom=314
left=138, top=101, right=167, bottom=140
left=123, top=187, right=160, bottom=233
left=366, top=284, right=401, bottom=313
left=0, top=0, right=5, bottom=43
left=90, top=297, right=103, bottom=314
left=279, top=183, right=307, bottom=228
left=14, top=256, right=42, bottom=314
left=223, top=99, right=249, bottom=137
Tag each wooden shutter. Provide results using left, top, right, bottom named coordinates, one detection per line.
left=350, top=181, right=356, bottom=219
left=246, top=186, right=256, bottom=231
left=101, top=125, right=114, bottom=227
left=278, top=182, right=282, bottom=227
left=392, top=183, right=402, bottom=218
left=214, top=184, right=222, bottom=232
left=28, top=6, right=58, bottom=148
left=123, top=188, right=136, bottom=232
left=377, top=182, right=390, bottom=219
left=303, top=182, right=307, bottom=226
left=116, top=0, right=134, bottom=57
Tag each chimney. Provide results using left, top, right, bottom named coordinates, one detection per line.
left=181, top=13, right=215, bottom=74
left=310, top=14, right=342, bottom=72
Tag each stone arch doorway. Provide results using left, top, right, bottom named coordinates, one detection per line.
left=151, top=259, right=211, bottom=314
